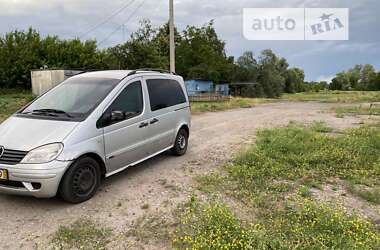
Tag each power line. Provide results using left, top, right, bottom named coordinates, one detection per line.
left=97, top=0, right=146, bottom=47
left=78, top=0, right=137, bottom=39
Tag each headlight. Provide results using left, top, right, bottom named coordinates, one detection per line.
left=21, top=143, right=64, bottom=164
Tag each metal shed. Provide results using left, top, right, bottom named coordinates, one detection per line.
left=185, top=80, right=213, bottom=96
left=31, top=69, right=82, bottom=96
left=215, top=83, right=229, bottom=96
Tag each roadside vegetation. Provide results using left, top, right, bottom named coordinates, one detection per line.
left=175, top=122, right=380, bottom=249
left=173, top=197, right=379, bottom=249
left=282, top=90, right=380, bottom=103
left=0, top=89, right=33, bottom=122
left=190, top=97, right=274, bottom=114
left=335, top=105, right=380, bottom=118
left=51, top=218, right=112, bottom=250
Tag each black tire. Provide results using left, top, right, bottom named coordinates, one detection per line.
left=171, top=129, right=189, bottom=156
left=59, top=157, right=101, bottom=203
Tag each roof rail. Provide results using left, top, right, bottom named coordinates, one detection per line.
left=127, top=68, right=177, bottom=77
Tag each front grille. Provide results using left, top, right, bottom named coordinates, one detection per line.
left=0, top=149, right=28, bottom=165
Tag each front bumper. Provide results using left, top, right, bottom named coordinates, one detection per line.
left=0, top=160, right=71, bottom=198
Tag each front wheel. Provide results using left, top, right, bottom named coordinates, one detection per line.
left=171, top=129, right=189, bottom=156
left=59, top=157, right=101, bottom=203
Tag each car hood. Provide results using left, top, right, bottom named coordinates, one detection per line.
left=0, top=116, right=79, bottom=151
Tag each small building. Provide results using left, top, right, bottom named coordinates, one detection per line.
left=31, top=69, right=82, bottom=96
left=229, top=82, right=258, bottom=96
left=215, top=83, right=229, bottom=96
left=185, top=80, right=213, bottom=96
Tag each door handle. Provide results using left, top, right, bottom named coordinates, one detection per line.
left=139, top=122, right=149, bottom=128
left=150, top=118, right=159, bottom=124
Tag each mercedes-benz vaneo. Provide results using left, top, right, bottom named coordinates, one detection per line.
left=0, top=69, right=191, bottom=203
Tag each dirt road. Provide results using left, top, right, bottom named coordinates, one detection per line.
left=0, top=102, right=367, bottom=249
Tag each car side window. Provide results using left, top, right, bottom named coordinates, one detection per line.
left=100, top=81, right=143, bottom=127
left=146, top=79, right=186, bottom=112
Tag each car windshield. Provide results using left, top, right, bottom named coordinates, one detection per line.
left=22, top=77, right=120, bottom=120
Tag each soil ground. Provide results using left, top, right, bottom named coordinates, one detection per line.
left=0, top=102, right=375, bottom=249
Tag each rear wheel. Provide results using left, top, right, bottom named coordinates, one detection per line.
left=59, top=157, right=101, bottom=203
left=171, top=128, right=189, bottom=156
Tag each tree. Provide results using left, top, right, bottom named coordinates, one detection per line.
left=153, top=22, right=182, bottom=70
left=329, top=64, right=378, bottom=91
left=241, top=83, right=264, bottom=98
left=330, top=72, right=351, bottom=90
left=107, top=20, right=167, bottom=70
left=346, top=64, right=361, bottom=90
left=176, top=20, right=232, bottom=83
left=369, top=72, right=380, bottom=91
left=257, top=49, right=288, bottom=98
left=360, top=64, right=376, bottom=90
left=0, top=28, right=42, bottom=88
left=0, top=28, right=106, bottom=88
left=233, top=51, right=258, bottom=82
left=285, top=68, right=305, bottom=93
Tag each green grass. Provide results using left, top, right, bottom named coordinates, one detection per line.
left=126, top=214, right=173, bottom=245
left=174, top=197, right=380, bottom=250
left=282, top=91, right=380, bottom=103
left=173, top=198, right=259, bottom=249
left=347, top=184, right=380, bottom=204
left=0, top=89, right=34, bottom=122
left=180, top=122, right=380, bottom=249
left=190, top=97, right=274, bottom=114
left=230, top=122, right=380, bottom=190
left=310, top=121, right=334, bottom=133
left=335, top=105, right=380, bottom=117
left=51, top=219, right=112, bottom=250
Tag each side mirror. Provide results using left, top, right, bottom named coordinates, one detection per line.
left=110, top=110, right=125, bottom=121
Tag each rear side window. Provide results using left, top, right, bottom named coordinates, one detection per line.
left=146, top=79, right=186, bottom=111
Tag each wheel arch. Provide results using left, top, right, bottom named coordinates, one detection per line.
left=61, top=152, right=107, bottom=180
left=78, top=153, right=107, bottom=178
left=177, top=123, right=190, bottom=137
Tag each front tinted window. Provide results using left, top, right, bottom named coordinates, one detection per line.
left=22, top=77, right=119, bottom=119
left=106, top=81, right=143, bottom=118
left=146, top=79, right=186, bottom=111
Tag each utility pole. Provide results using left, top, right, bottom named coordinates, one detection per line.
left=122, top=24, right=125, bottom=42
left=169, top=0, right=175, bottom=73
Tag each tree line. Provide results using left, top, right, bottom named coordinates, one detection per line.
left=1, top=20, right=377, bottom=97
left=330, top=64, right=380, bottom=91
left=0, top=20, right=306, bottom=98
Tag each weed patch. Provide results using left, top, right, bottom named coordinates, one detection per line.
left=230, top=122, right=380, bottom=194
left=190, top=97, right=273, bottom=114
left=173, top=197, right=380, bottom=249
left=51, top=218, right=111, bottom=250
left=282, top=91, right=380, bottom=103
left=335, top=105, right=380, bottom=117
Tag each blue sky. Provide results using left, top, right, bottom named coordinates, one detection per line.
left=0, top=0, right=378, bottom=81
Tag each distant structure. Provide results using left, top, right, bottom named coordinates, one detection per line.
left=31, top=69, right=82, bottom=96
left=185, top=80, right=229, bottom=96
left=185, top=80, right=213, bottom=96
left=229, top=82, right=258, bottom=96
left=215, top=83, right=229, bottom=96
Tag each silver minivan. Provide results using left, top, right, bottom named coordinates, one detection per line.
left=0, top=70, right=191, bottom=203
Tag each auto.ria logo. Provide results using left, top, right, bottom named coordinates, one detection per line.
left=311, top=13, right=345, bottom=35
left=243, top=8, right=349, bottom=40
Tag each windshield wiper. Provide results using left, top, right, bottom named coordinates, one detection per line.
left=32, top=109, right=74, bottom=118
